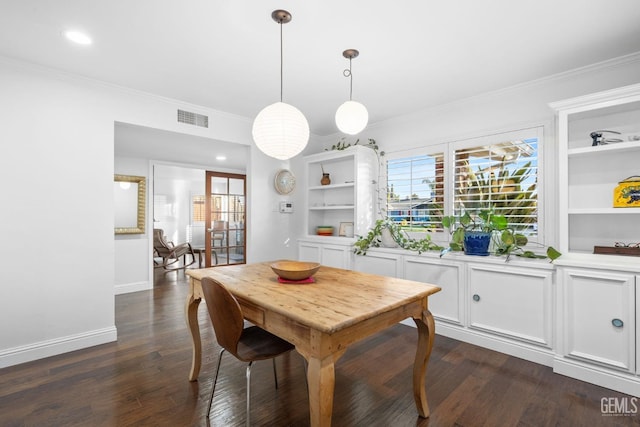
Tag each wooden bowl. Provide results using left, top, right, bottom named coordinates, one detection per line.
left=271, top=261, right=320, bottom=281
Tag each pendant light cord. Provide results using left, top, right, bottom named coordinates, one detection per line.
left=279, top=21, right=283, bottom=102
left=349, top=57, right=353, bottom=101
left=344, top=59, right=354, bottom=101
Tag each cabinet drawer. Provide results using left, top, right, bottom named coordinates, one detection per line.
left=468, top=264, right=553, bottom=347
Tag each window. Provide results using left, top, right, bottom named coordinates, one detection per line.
left=454, top=137, right=539, bottom=236
left=387, top=153, right=445, bottom=230
left=192, top=195, right=205, bottom=222
left=385, top=127, right=543, bottom=244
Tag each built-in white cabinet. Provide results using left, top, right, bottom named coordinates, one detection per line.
left=298, top=145, right=378, bottom=270
left=467, top=263, right=554, bottom=348
left=352, top=250, right=556, bottom=366
left=551, top=83, right=640, bottom=254
left=298, top=239, right=353, bottom=270
left=403, top=256, right=464, bottom=326
left=554, top=254, right=639, bottom=397
left=352, top=249, right=403, bottom=278
left=559, top=267, right=635, bottom=372
left=637, top=279, right=639, bottom=377
left=303, top=145, right=378, bottom=238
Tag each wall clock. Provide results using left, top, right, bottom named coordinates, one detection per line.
left=274, top=169, right=296, bottom=194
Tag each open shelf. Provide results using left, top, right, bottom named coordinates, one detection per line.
left=552, top=83, right=640, bottom=255
left=303, top=146, right=378, bottom=237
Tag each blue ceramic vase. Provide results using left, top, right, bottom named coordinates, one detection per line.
left=463, top=231, right=492, bottom=256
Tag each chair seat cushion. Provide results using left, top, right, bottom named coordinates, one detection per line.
left=236, top=326, right=294, bottom=361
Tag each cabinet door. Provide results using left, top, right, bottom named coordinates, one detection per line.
left=468, top=264, right=553, bottom=347
left=353, top=252, right=402, bottom=278
left=320, top=244, right=352, bottom=269
left=298, top=242, right=321, bottom=263
left=404, top=257, right=463, bottom=325
left=562, top=268, right=635, bottom=372
left=298, top=241, right=352, bottom=269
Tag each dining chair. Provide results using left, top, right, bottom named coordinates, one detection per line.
left=201, top=277, right=295, bottom=426
left=209, top=220, right=227, bottom=247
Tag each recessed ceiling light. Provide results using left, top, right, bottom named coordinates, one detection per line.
left=216, top=155, right=227, bottom=161
left=64, top=30, right=92, bottom=45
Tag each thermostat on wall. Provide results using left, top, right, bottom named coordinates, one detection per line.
left=279, top=201, right=294, bottom=213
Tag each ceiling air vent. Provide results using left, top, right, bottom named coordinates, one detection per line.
left=177, top=109, right=209, bottom=128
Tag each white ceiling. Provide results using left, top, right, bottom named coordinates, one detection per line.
left=114, top=122, right=249, bottom=171
left=2, top=0, right=640, bottom=139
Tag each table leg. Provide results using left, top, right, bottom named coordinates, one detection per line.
left=306, top=355, right=337, bottom=427
left=185, top=291, right=202, bottom=381
left=412, top=309, right=435, bottom=418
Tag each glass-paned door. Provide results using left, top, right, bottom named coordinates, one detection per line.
left=205, top=171, right=246, bottom=267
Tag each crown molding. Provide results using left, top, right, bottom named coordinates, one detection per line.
left=369, top=51, right=640, bottom=130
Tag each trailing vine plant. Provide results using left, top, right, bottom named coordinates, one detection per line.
left=353, top=218, right=443, bottom=255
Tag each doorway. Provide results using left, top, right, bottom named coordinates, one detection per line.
left=205, top=171, right=246, bottom=267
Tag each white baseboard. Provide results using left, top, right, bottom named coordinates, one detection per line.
left=0, top=327, right=117, bottom=369
left=115, top=281, right=151, bottom=295
left=554, top=357, right=640, bottom=398
left=436, top=322, right=555, bottom=367
left=400, top=318, right=554, bottom=367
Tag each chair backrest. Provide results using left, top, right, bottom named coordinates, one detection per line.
left=201, top=277, right=244, bottom=356
left=153, top=228, right=169, bottom=249
left=213, top=221, right=227, bottom=232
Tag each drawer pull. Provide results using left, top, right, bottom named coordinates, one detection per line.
left=472, top=294, right=480, bottom=302
left=612, top=318, right=624, bottom=328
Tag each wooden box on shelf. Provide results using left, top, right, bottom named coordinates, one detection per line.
left=593, top=246, right=640, bottom=257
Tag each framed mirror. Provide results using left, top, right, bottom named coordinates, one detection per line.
left=114, top=174, right=146, bottom=234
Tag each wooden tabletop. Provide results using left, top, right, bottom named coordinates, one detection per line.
left=186, top=261, right=441, bottom=334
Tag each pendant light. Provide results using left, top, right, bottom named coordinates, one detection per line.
left=335, top=49, right=368, bottom=135
left=252, top=10, right=309, bottom=160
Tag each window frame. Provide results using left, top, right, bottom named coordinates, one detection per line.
left=384, top=125, right=545, bottom=247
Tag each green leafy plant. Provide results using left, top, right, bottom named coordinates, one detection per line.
left=327, top=137, right=382, bottom=155
left=440, top=209, right=560, bottom=262
left=354, top=218, right=443, bottom=255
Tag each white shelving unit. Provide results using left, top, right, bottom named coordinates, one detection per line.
left=298, top=146, right=378, bottom=269
left=303, top=145, right=378, bottom=239
left=551, top=83, right=640, bottom=255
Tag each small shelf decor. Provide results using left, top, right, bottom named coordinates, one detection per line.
left=613, top=176, right=640, bottom=207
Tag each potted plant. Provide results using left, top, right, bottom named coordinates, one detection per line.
left=441, top=209, right=561, bottom=261
left=441, top=209, right=506, bottom=256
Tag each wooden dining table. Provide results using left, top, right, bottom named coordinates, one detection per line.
left=185, top=261, right=441, bottom=426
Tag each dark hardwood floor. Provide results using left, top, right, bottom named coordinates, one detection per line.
left=1, top=268, right=637, bottom=427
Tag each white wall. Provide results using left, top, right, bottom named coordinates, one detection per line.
left=0, top=56, right=288, bottom=368
left=246, top=149, right=298, bottom=262
left=114, top=156, right=149, bottom=294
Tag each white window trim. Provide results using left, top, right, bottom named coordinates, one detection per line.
left=384, top=125, right=546, bottom=248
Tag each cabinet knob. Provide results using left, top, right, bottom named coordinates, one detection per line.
left=611, top=318, right=624, bottom=328
left=472, top=294, right=480, bottom=302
